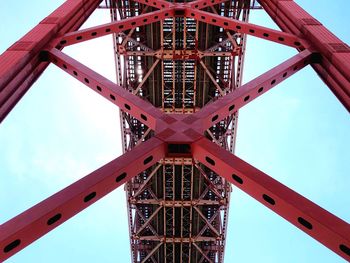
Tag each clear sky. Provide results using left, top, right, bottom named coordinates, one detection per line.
left=0, top=0, right=349, bottom=262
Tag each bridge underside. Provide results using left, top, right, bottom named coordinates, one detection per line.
left=109, top=0, right=260, bottom=262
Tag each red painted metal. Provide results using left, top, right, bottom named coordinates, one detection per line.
left=0, top=0, right=101, bottom=123
left=192, top=137, right=350, bottom=261
left=194, top=49, right=314, bottom=130
left=0, top=0, right=349, bottom=262
left=59, top=8, right=174, bottom=46
left=184, top=7, right=303, bottom=48
left=0, top=137, right=165, bottom=262
left=48, top=49, right=163, bottom=130
left=258, top=0, right=350, bottom=112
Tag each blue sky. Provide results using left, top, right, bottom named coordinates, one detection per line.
left=0, top=0, right=349, bottom=262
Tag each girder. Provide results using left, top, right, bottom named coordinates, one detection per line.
left=0, top=0, right=349, bottom=262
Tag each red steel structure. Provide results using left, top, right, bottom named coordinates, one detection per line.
left=0, top=0, right=349, bottom=262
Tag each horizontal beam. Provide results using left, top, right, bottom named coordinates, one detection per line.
left=48, top=48, right=163, bottom=130
left=132, top=0, right=172, bottom=9
left=133, top=236, right=220, bottom=242
left=60, top=9, right=174, bottom=46
left=195, top=49, right=314, bottom=130
left=192, top=138, right=350, bottom=261
left=0, top=137, right=165, bottom=262
left=189, top=0, right=229, bottom=9
left=130, top=199, right=225, bottom=206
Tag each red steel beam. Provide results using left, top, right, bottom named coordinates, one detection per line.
left=48, top=49, right=163, bottom=130
left=192, top=138, right=350, bottom=261
left=184, top=7, right=304, bottom=48
left=0, top=0, right=101, bottom=123
left=189, top=0, right=230, bottom=9
left=59, top=8, right=174, bottom=46
left=132, top=0, right=173, bottom=9
left=194, top=49, right=314, bottom=131
left=0, top=137, right=165, bottom=262
left=258, top=0, right=350, bottom=112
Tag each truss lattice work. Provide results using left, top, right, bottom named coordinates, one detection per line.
left=0, top=0, right=349, bottom=262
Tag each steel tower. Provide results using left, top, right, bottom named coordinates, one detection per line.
left=0, top=0, right=349, bottom=262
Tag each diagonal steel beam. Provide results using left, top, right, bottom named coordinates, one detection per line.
left=185, top=8, right=303, bottom=48
left=192, top=242, right=214, bottom=263
left=194, top=207, right=221, bottom=237
left=0, top=137, right=165, bottom=262
left=141, top=242, right=163, bottom=263
left=48, top=48, right=164, bottom=130
left=133, top=163, right=162, bottom=198
left=259, top=0, right=350, bottom=112
left=192, top=137, right=350, bottom=262
left=199, top=60, right=225, bottom=96
left=60, top=8, right=174, bottom=46
left=0, top=0, right=100, bottom=123
left=136, top=206, right=163, bottom=236
left=194, top=49, right=314, bottom=131
left=133, top=59, right=161, bottom=95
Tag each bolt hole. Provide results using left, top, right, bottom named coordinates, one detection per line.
left=143, top=19, right=148, bottom=22
left=73, top=71, right=78, bottom=76
left=125, top=104, right=131, bottom=110
left=3, top=239, right=21, bottom=253
left=105, top=28, right=111, bottom=32
left=154, top=16, right=159, bottom=19
left=165, top=13, right=169, bottom=16
left=229, top=104, right=235, bottom=111
left=116, top=172, right=127, bottom=183
left=236, top=25, right=241, bottom=30
left=232, top=174, right=243, bottom=184
left=212, top=115, right=218, bottom=122
left=91, top=32, right=97, bottom=36
left=60, top=40, right=67, bottom=45
left=298, top=217, right=313, bottom=230
left=258, top=87, right=264, bottom=93
left=212, top=19, right=217, bottom=23
left=224, top=22, right=228, bottom=26
left=294, top=41, right=301, bottom=46
left=63, top=64, right=67, bottom=69
left=110, top=94, right=116, bottom=100
left=131, top=22, right=136, bottom=26
left=249, top=29, right=255, bottom=33
left=263, top=33, right=269, bottom=37
left=283, top=72, right=287, bottom=78
left=141, top=114, right=147, bottom=121
left=84, top=192, right=96, bottom=203
left=271, top=79, right=276, bottom=85
left=201, top=16, right=205, bottom=20
left=339, top=244, right=350, bottom=256
left=84, top=78, right=89, bottom=84
left=76, top=36, right=82, bottom=40
left=205, top=156, right=215, bottom=166
left=293, top=66, right=298, bottom=71
left=96, top=86, right=102, bottom=92
left=119, top=25, right=124, bottom=29
left=244, top=95, right=250, bottom=102
left=47, top=213, right=62, bottom=226
left=144, top=156, right=153, bottom=165
left=278, top=37, right=285, bottom=41
left=262, top=194, right=275, bottom=205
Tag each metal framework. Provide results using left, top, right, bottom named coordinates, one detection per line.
left=0, top=0, right=349, bottom=262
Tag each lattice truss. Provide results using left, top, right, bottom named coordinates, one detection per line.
left=0, top=0, right=349, bottom=262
